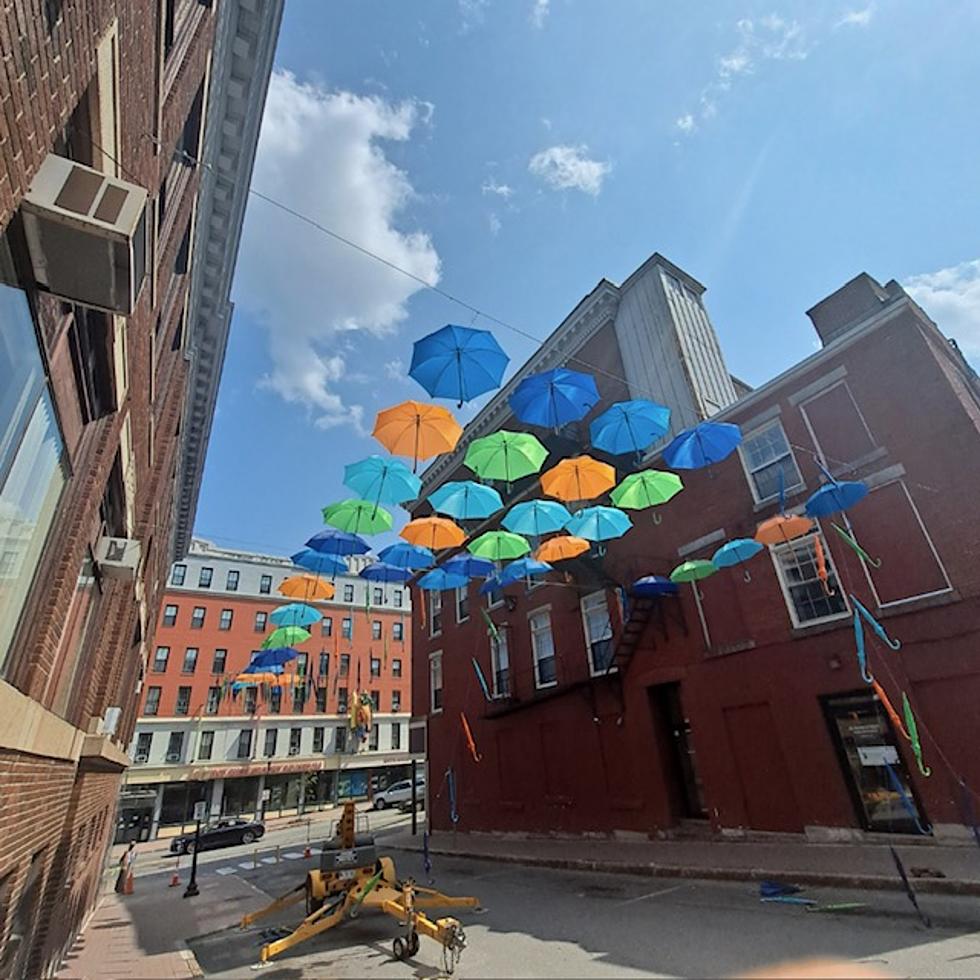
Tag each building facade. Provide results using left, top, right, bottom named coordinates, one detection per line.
left=121, top=540, right=415, bottom=840
left=0, top=2, right=280, bottom=976
left=412, top=263, right=980, bottom=844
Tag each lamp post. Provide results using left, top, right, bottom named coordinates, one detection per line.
left=183, top=800, right=206, bottom=898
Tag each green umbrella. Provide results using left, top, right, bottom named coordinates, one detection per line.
left=464, top=430, right=547, bottom=482
left=469, top=530, right=531, bottom=562
left=669, top=559, right=717, bottom=584
left=611, top=470, right=684, bottom=510
left=322, top=498, right=393, bottom=535
left=262, top=625, right=311, bottom=649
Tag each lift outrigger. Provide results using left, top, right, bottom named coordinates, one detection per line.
left=239, top=801, right=480, bottom=972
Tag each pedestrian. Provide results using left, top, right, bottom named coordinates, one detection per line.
left=115, top=842, right=136, bottom=894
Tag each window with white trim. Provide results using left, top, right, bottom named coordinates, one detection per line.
left=490, top=628, right=510, bottom=697
left=162, top=604, right=178, bottom=627
left=529, top=609, right=557, bottom=688
left=486, top=581, right=504, bottom=608
left=581, top=591, right=614, bottom=674
left=740, top=419, right=804, bottom=503
left=429, top=651, right=443, bottom=713
left=429, top=591, right=442, bottom=637
left=343, top=583, right=354, bottom=603
left=455, top=585, right=469, bottom=622
left=771, top=531, right=848, bottom=627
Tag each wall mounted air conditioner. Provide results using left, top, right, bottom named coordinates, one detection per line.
left=166, top=752, right=182, bottom=762
left=288, top=747, right=300, bottom=756
left=134, top=753, right=149, bottom=764
left=21, top=153, right=149, bottom=314
left=95, top=536, right=141, bottom=581
left=102, top=706, right=122, bottom=736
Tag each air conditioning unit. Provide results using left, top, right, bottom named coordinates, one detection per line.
left=288, top=747, right=300, bottom=756
left=165, top=752, right=182, bottom=763
left=21, top=153, right=149, bottom=314
left=102, top=706, right=122, bottom=736
left=134, top=753, right=149, bottom=764
left=95, top=536, right=141, bottom=581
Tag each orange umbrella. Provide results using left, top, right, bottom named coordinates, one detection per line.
left=372, top=400, right=463, bottom=470
left=535, top=535, right=590, bottom=562
left=755, top=513, right=815, bottom=546
left=400, top=516, right=465, bottom=550
left=540, top=455, right=616, bottom=503
left=234, top=672, right=293, bottom=685
left=278, top=575, right=335, bottom=601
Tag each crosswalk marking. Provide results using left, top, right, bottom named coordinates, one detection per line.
left=216, top=867, right=236, bottom=876
left=283, top=852, right=303, bottom=859
left=261, top=857, right=277, bottom=864
left=238, top=861, right=258, bottom=869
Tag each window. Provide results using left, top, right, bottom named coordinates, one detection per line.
left=370, top=657, right=381, bottom=677
left=296, top=652, right=308, bottom=677
left=237, top=729, right=253, bottom=759
left=392, top=658, right=402, bottom=678
left=486, top=580, right=504, bottom=608
left=581, top=592, right=614, bottom=674
left=152, top=646, right=170, bottom=672
left=313, top=726, right=324, bottom=752
left=343, top=584, right=355, bottom=603
left=135, top=732, right=153, bottom=760
left=392, top=690, right=401, bottom=712
left=181, top=647, right=198, bottom=674
left=259, top=574, right=272, bottom=595
left=391, top=723, right=401, bottom=750
left=212, top=649, right=227, bottom=674
left=205, top=686, right=220, bottom=714
left=393, top=622, right=404, bottom=642
left=341, top=617, right=352, bottom=639
left=190, top=606, right=205, bottom=629
left=289, top=728, right=302, bottom=755
left=491, top=629, right=510, bottom=697
left=269, top=688, right=282, bottom=714
left=171, top=564, right=186, bottom=586
left=370, top=690, right=380, bottom=709
left=264, top=728, right=277, bottom=757
left=373, top=587, right=383, bottom=605
left=338, top=687, right=349, bottom=713
left=244, top=688, right=257, bottom=714
left=199, top=567, right=213, bottom=588
left=394, top=590, right=403, bottom=608
left=772, top=532, right=848, bottom=627
left=430, top=592, right=442, bottom=636
left=144, top=686, right=161, bottom=716
left=339, top=653, right=350, bottom=676
left=219, top=608, right=233, bottom=631
left=529, top=609, right=557, bottom=688
left=163, top=604, right=178, bottom=627
left=372, top=620, right=382, bottom=641
left=369, top=723, right=379, bottom=751
left=456, top=585, right=469, bottom=622
left=293, top=684, right=307, bottom=710
left=321, top=617, right=332, bottom=637
left=198, top=730, right=214, bottom=761
left=166, top=732, right=184, bottom=762
left=335, top=725, right=348, bottom=753
left=740, top=420, right=804, bottom=503
left=430, top=652, right=443, bottom=713
left=254, top=611, right=267, bottom=632
left=318, top=652, right=329, bottom=676
left=176, top=686, right=191, bottom=715
left=316, top=688, right=327, bottom=712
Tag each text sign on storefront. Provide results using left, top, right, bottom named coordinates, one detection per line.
left=193, top=801, right=208, bottom=822
left=857, top=745, right=899, bottom=766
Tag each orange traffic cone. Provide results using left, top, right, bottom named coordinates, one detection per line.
left=303, top=845, right=311, bottom=858
left=124, top=869, right=134, bottom=895
left=169, top=869, right=181, bottom=887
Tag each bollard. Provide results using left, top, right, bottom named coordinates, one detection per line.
left=275, top=845, right=280, bottom=864
left=304, top=818, right=311, bottom=858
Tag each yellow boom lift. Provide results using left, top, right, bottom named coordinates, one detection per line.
left=240, top=801, right=480, bottom=972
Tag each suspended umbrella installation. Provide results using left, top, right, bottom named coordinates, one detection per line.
left=464, top=430, right=548, bottom=483
left=502, top=499, right=572, bottom=537
left=291, top=549, right=349, bottom=576
left=262, top=625, right=311, bottom=650
left=540, top=455, right=616, bottom=504
left=468, top=530, right=531, bottom=562
left=443, top=555, right=497, bottom=579
left=249, top=647, right=298, bottom=670
left=278, top=574, right=335, bottom=601
left=418, top=567, right=468, bottom=591
left=409, top=324, right=510, bottom=405
left=400, top=516, right=466, bottom=551
left=343, top=455, right=421, bottom=507
left=428, top=480, right=503, bottom=520
left=755, top=513, right=815, bottom=547
left=589, top=399, right=671, bottom=456
left=322, top=498, right=393, bottom=536
left=670, top=560, right=717, bottom=598
left=664, top=421, right=742, bottom=469
left=269, top=603, right=322, bottom=628
left=610, top=470, right=683, bottom=523
left=508, top=367, right=600, bottom=428
left=499, top=557, right=553, bottom=585
left=565, top=505, right=632, bottom=553
left=534, top=534, right=590, bottom=563
left=303, top=529, right=370, bottom=557
left=359, top=562, right=414, bottom=584
left=712, top=538, right=764, bottom=582
left=372, top=400, right=463, bottom=471
left=378, top=542, right=434, bottom=569
left=631, top=575, right=678, bottom=597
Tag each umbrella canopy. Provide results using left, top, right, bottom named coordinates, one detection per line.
left=372, top=400, right=463, bottom=469
left=468, top=530, right=531, bottom=562
left=234, top=671, right=289, bottom=686
left=269, top=603, right=322, bottom=628
left=712, top=538, right=764, bottom=568
left=590, top=399, right=671, bottom=456
left=631, top=575, right=679, bottom=597
left=418, top=567, right=468, bottom=591
left=378, top=542, right=434, bottom=569
left=755, top=513, right=815, bottom=546
left=343, top=455, right=421, bottom=506
left=291, top=549, right=349, bottom=576
left=499, top=557, right=553, bottom=585
left=322, top=498, right=393, bottom=535
left=534, top=535, right=591, bottom=562
left=663, top=421, right=742, bottom=469
left=502, top=499, right=572, bottom=536
left=611, top=470, right=684, bottom=510
left=443, top=555, right=496, bottom=579
left=464, top=430, right=548, bottom=482
left=400, top=516, right=466, bottom=550
left=428, top=480, right=503, bottom=520
left=278, top=575, right=335, bottom=601
left=304, top=529, right=370, bottom=557
left=359, top=562, right=413, bottom=584
left=670, top=559, right=717, bottom=583
left=261, top=625, right=310, bottom=650
left=478, top=575, right=503, bottom=596
left=805, top=481, right=869, bottom=518
left=409, top=324, right=509, bottom=404
left=541, top=455, right=616, bottom=503
left=565, top=505, right=632, bottom=542
left=249, top=647, right=298, bottom=669
left=509, top=367, right=600, bottom=428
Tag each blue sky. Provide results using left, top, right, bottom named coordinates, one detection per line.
left=194, top=0, right=980, bottom=557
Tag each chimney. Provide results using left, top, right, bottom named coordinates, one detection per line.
left=805, top=273, right=903, bottom=346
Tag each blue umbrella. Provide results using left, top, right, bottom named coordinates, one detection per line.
left=712, top=538, right=764, bottom=581
left=304, top=528, right=370, bottom=556
left=805, top=481, right=869, bottom=518
left=499, top=557, right=553, bottom=586
left=428, top=480, right=503, bottom=520
left=418, top=567, right=468, bottom=591
left=479, top=575, right=503, bottom=596
left=291, top=549, right=349, bottom=575
left=663, top=421, right=742, bottom=469
left=409, top=324, right=510, bottom=405
left=442, top=555, right=496, bottom=579
left=509, top=367, right=600, bottom=428
left=502, top=499, right=572, bottom=536
left=269, top=603, right=322, bottom=628
left=343, top=455, right=421, bottom=506
left=565, top=505, right=633, bottom=542
left=359, top=561, right=413, bottom=584
left=249, top=648, right=296, bottom=670
left=378, top=542, right=434, bottom=569
left=631, top=575, right=678, bottom=597
left=590, top=399, right=671, bottom=456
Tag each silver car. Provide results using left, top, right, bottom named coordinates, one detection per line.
left=373, top=777, right=425, bottom=810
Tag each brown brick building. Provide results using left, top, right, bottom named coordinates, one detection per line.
left=0, top=2, right=281, bottom=975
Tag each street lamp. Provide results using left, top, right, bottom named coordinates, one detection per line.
left=183, top=800, right=206, bottom=898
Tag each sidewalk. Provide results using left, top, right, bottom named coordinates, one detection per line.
left=388, top=829, right=980, bottom=896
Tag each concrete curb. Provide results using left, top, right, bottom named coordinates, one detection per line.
left=393, top=842, right=980, bottom=896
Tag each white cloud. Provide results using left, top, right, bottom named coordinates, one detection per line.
left=836, top=4, right=875, bottom=28
left=530, top=0, right=549, bottom=28
left=904, top=259, right=980, bottom=360
left=675, top=113, right=696, bottom=133
left=384, top=358, right=406, bottom=380
left=458, top=0, right=487, bottom=32
left=528, top=144, right=611, bottom=196
left=488, top=212, right=502, bottom=236
left=481, top=177, right=514, bottom=199
left=234, top=70, right=440, bottom=432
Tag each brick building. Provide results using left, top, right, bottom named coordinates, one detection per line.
left=121, top=540, right=415, bottom=840
left=0, top=1, right=281, bottom=975
left=412, top=260, right=980, bottom=844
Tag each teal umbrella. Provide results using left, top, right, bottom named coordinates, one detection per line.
left=343, top=455, right=421, bottom=506
left=428, top=480, right=503, bottom=520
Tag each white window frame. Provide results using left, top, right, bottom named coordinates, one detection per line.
left=738, top=418, right=805, bottom=505
left=528, top=606, right=557, bottom=690
left=490, top=627, right=510, bottom=698
left=429, top=591, right=442, bottom=638
left=581, top=591, right=615, bottom=676
left=486, top=581, right=505, bottom=609
left=343, top=583, right=355, bottom=603
left=429, top=651, right=443, bottom=714
left=455, top=585, right=469, bottom=623
left=770, top=529, right=850, bottom=629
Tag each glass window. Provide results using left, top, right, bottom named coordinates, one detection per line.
left=370, top=657, right=381, bottom=677
left=335, top=725, right=348, bottom=753
left=318, top=652, right=329, bottom=676
left=205, top=686, right=220, bottom=714
left=529, top=610, right=557, bottom=688
left=370, top=689, right=379, bottom=709
left=342, top=617, right=352, bottom=639
left=313, top=726, right=324, bottom=752
left=212, top=648, right=227, bottom=673
left=181, top=647, right=198, bottom=674
left=491, top=629, right=510, bottom=697
left=166, top=732, right=184, bottom=762
left=740, top=420, right=804, bottom=503
left=430, top=592, right=442, bottom=637
left=144, top=686, right=162, bottom=716
left=218, top=608, right=233, bottom=631
left=199, top=567, right=213, bottom=588
left=152, top=646, right=170, bottom=672
left=392, top=689, right=401, bottom=712
left=264, top=728, right=277, bottom=757
left=581, top=592, right=614, bottom=674
left=486, top=581, right=504, bottom=608
left=198, top=730, right=214, bottom=760
left=393, top=590, right=403, bottom=608
left=315, top=687, right=327, bottom=712
left=244, top=688, right=257, bottom=714
left=393, top=622, right=404, bottom=642
left=392, top=658, right=402, bottom=678
left=289, top=728, right=302, bottom=754
left=372, top=620, right=382, bottom=641
left=339, top=653, right=350, bottom=676
left=373, top=587, right=383, bottom=605
left=269, top=688, right=281, bottom=714
left=296, top=652, right=308, bottom=676
left=259, top=574, right=272, bottom=595
left=456, top=585, right=469, bottom=623
left=391, top=723, right=401, bottom=750
left=321, top=617, right=332, bottom=637
left=338, top=687, right=348, bottom=713
left=369, top=723, right=379, bottom=751
left=226, top=570, right=239, bottom=591
left=343, top=584, right=354, bottom=603
left=773, top=532, right=848, bottom=626
left=171, top=564, right=186, bottom=586
left=163, top=604, right=178, bottom=627
left=135, top=732, right=152, bottom=760
left=429, top=652, right=443, bottom=713
left=254, top=611, right=267, bottom=632
left=237, top=729, right=253, bottom=759
left=176, top=686, right=191, bottom=715
left=191, top=606, right=205, bottom=629
left=293, top=684, right=307, bottom=710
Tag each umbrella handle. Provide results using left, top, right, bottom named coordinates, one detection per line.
left=651, top=511, right=662, bottom=525
left=743, top=568, right=752, bottom=583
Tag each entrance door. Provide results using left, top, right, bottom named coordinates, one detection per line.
left=114, top=805, right=152, bottom=844
left=823, top=691, right=927, bottom=834
left=649, top=683, right=707, bottom=819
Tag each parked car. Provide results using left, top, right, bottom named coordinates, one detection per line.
left=397, top=795, right=425, bottom=814
left=169, top=818, right=265, bottom=855
left=373, top=778, right=425, bottom=810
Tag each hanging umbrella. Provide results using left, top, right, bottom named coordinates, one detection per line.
left=502, top=499, right=572, bottom=536
left=499, top=557, right=553, bottom=585
left=534, top=535, right=590, bottom=562
left=590, top=399, right=671, bottom=456
left=631, top=575, right=678, bottom=597
left=343, top=455, right=421, bottom=506
left=291, top=549, right=349, bottom=576
left=400, top=516, right=465, bottom=550
left=663, top=421, right=742, bottom=469
left=468, top=530, right=531, bottom=562
left=304, top=529, right=370, bottom=556
left=409, top=324, right=510, bottom=404
left=378, top=542, right=434, bottom=569
left=713, top=538, right=765, bottom=582
left=269, top=603, right=322, bottom=628
left=428, top=480, right=503, bottom=520
left=611, top=470, right=684, bottom=517
left=479, top=575, right=503, bottom=596
left=670, top=559, right=717, bottom=584
left=805, top=481, right=869, bottom=518
left=261, top=625, right=310, bottom=650
left=249, top=647, right=298, bottom=670
left=443, top=555, right=496, bottom=579
left=755, top=514, right=814, bottom=547
left=360, top=562, right=414, bottom=584
left=234, top=671, right=290, bottom=686
left=565, top=505, right=632, bottom=542
left=372, top=400, right=463, bottom=470
left=464, top=430, right=548, bottom=482
left=322, top=498, right=393, bottom=536
left=279, top=575, right=335, bottom=601
left=508, top=367, right=600, bottom=428
left=540, top=455, right=616, bottom=503
left=418, top=567, right=468, bottom=591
